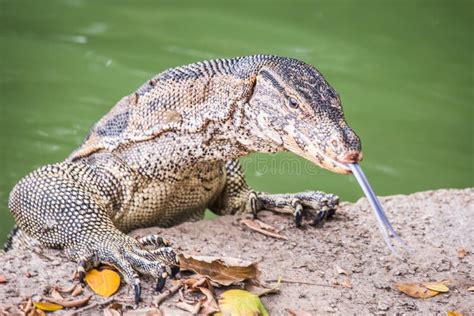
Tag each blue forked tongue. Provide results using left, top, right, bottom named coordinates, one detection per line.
left=347, top=163, right=409, bottom=256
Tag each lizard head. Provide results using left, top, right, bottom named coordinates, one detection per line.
left=247, top=57, right=361, bottom=174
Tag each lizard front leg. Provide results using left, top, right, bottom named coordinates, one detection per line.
left=210, top=160, right=339, bottom=227
left=249, top=191, right=339, bottom=227
left=7, top=163, right=178, bottom=305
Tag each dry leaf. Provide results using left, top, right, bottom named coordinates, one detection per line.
left=71, top=284, right=83, bottom=296
left=467, top=286, right=474, bottom=292
left=44, top=294, right=92, bottom=308
left=0, top=275, right=6, bottom=283
left=216, top=289, right=269, bottom=316
left=334, top=264, right=348, bottom=275
left=21, top=298, right=33, bottom=313
left=457, top=247, right=466, bottom=258
left=178, top=254, right=260, bottom=286
left=85, top=268, right=121, bottom=297
left=394, top=282, right=439, bottom=298
left=423, top=282, right=449, bottom=293
left=32, top=302, right=63, bottom=312
left=342, top=278, right=353, bottom=289
left=198, top=287, right=220, bottom=314
left=447, top=311, right=463, bottom=316
left=56, top=284, right=76, bottom=293
left=246, top=277, right=281, bottom=297
left=51, top=289, right=64, bottom=301
left=29, top=308, right=46, bottom=316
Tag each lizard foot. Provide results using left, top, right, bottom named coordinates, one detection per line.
left=66, top=232, right=178, bottom=305
left=250, top=191, right=339, bottom=228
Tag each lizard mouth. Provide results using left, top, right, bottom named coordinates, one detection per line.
left=310, top=151, right=361, bottom=175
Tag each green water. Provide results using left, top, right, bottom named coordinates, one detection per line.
left=1, top=0, right=472, bottom=244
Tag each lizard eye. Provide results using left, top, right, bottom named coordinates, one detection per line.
left=288, top=96, right=299, bottom=109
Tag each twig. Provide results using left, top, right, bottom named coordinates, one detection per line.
left=265, top=278, right=334, bottom=287
left=153, top=284, right=183, bottom=306
left=67, top=297, right=114, bottom=315
left=240, top=219, right=288, bottom=240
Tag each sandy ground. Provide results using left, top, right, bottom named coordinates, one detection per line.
left=0, top=188, right=473, bottom=315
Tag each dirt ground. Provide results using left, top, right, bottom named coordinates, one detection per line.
left=1, top=188, right=473, bottom=315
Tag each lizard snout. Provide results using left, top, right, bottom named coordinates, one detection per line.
left=337, top=151, right=363, bottom=164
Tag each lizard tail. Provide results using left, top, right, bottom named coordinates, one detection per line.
left=3, top=225, right=19, bottom=251
left=4, top=225, right=41, bottom=251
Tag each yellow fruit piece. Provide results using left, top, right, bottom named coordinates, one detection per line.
left=423, top=282, right=449, bottom=293
left=216, top=289, right=269, bottom=316
left=32, top=301, right=63, bottom=312
left=447, top=311, right=463, bottom=316
left=85, top=268, right=121, bottom=297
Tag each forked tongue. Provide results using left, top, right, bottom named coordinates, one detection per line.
left=347, top=163, right=409, bottom=256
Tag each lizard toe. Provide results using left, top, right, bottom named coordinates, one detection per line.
left=65, top=232, right=177, bottom=304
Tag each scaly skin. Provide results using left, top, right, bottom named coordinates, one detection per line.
left=6, top=55, right=361, bottom=304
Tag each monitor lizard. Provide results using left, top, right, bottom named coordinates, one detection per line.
left=6, top=55, right=362, bottom=304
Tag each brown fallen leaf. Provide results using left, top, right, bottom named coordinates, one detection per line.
left=51, top=288, right=64, bottom=301
left=0, top=275, right=6, bottom=284
left=240, top=219, right=288, bottom=240
left=56, top=283, right=76, bottom=293
left=342, top=278, right=353, bottom=289
left=71, top=284, right=83, bottom=297
left=457, top=247, right=466, bottom=259
left=0, top=305, right=12, bottom=315
left=28, top=308, right=46, bottom=316
left=423, top=282, right=449, bottom=293
left=21, top=297, right=33, bottom=314
left=334, top=264, right=348, bottom=276
left=198, top=287, right=220, bottom=314
left=394, top=282, right=439, bottom=298
left=44, top=294, right=92, bottom=308
left=447, top=311, right=463, bottom=316
left=246, top=276, right=282, bottom=297
left=85, top=268, right=121, bottom=297
left=178, top=254, right=261, bottom=286
left=32, top=302, right=63, bottom=312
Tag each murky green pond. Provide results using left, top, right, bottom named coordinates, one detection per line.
left=1, top=0, right=472, bottom=244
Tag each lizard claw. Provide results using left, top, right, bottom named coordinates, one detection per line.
left=133, top=282, right=141, bottom=305
left=77, top=260, right=87, bottom=284
left=311, top=208, right=329, bottom=226
left=292, top=200, right=304, bottom=228
left=155, top=274, right=166, bottom=292
left=170, top=265, right=180, bottom=279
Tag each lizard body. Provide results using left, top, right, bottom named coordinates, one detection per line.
left=6, top=55, right=361, bottom=303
